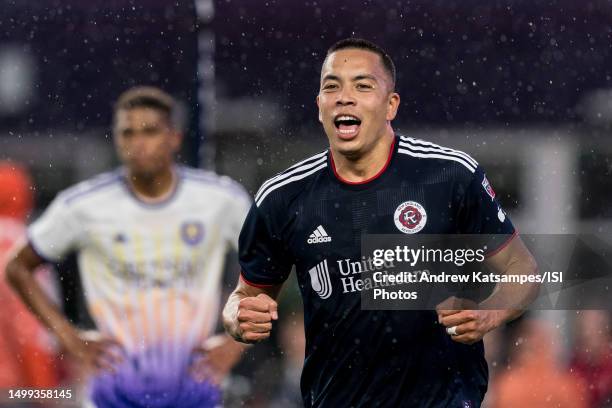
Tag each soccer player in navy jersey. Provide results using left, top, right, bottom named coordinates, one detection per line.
left=223, top=38, right=539, bottom=407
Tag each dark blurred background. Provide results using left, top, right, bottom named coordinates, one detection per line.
left=1, top=0, right=611, bottom=407
left=1, top=0, right=611, bottom=214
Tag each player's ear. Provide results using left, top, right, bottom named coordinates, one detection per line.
left=316, top=95, right=323, bottom=123
left=112, top=128, right=123, bottom=152
left=170, top=130, right=183, bottom=153
left=386, top=92, right=400, bottom=121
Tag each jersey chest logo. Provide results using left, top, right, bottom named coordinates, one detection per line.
left=180, top=221, right=205, bottom=246
left=394, top=201, right=427, bottom=234
left=307, top=225, right=332, bottom=244
left=308, top=260, right=332, bottom=299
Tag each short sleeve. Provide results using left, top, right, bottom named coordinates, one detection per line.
left=238, top=203, right=293, bottom=286
left=222, top=185, right=252, bottom=251
left=458, top=166, right=516, bottom=254
left=27, top=194, right=82, bottom=262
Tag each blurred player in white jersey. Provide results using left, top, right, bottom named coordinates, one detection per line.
left=6, top=86, right=250, bottom=407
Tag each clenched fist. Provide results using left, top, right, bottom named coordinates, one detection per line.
left=234, top=293, right=278, bottom=343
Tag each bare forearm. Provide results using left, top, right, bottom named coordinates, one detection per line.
left=222, top=289, right=247, bottom=339
left=480, top=259, right=539, bottom=325
left=479, top=236, right=540, bottom=327
left=6, top=260, right=77, bottom=344
left=222, top=277, right=282, bottom=343
left=437, top=237, right=539, bottom=344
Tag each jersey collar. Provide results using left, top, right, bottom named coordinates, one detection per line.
left=120, top=165, right=182, bottom=209
left=328, top=135, right=397, bottom=188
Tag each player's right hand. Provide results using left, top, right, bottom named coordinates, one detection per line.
left=61, top=330, right=124, bottom=373
left=236, top=293, right=278, bottom=343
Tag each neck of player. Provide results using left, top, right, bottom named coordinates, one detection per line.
left=127, top=166, right=176, bottom=203
left=331, top=126, right=394, bottom=183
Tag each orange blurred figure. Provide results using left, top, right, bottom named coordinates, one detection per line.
left=0, top=161, right=59, bottom=388
left=570, top=310, right=612, bottom=408
left=491, top=318, right=588, bottom=408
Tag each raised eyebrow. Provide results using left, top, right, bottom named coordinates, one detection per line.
left=353, top=74, right=377, bottom=82
left=322, top=74, right=340, bottom=82
left=321, top=74, right=377, bottom=83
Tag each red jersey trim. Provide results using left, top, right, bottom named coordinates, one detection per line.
left=330, top=137, right=396, bottom=185
left=240, top=272, right=278, bottom=288
left=485, top=229, right=518, bottom=258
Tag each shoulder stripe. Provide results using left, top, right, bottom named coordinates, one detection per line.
left=397, top=148, right=476, bottom=173
left=179, top=166, right=251, bottom=200
left=183, top=174, right=250, bottom=200
left=255, top=151, right=327, bottom=200
left=255, top=153, right=327, bottom=203
left=399, top=136, right=478, bottom=167
left=283, top=150, right=328, bottom=173
left=398, top=141, right=477, bottom=172
left=255, top=162, right=327, bottom=207
left=62, top=174, right=122, bottom=205
left=398, top=141, right=479, bottom=169
left=179, top=168, right=224, bottom=183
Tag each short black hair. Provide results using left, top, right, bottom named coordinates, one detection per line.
left=113, top=86, right=177, bottom=127
left=326, top=38, right=396, bottom=90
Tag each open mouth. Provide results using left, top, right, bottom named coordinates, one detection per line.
left=333, top=115, right=362, bottom=137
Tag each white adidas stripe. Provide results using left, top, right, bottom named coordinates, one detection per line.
left=399, top=137, right=478, bottom=167
left=313, top=229, right=322, bottom=238
left=256, top=162, right=328, bottom=206
left=398, top=141, right=478, bottom=169
left=397, top=148, right=476, bottom=173
left=255, top=151, right=327, bottom=195
left=399, top=136, right=478, bottom=167
left=400, top=135, right=476, bottom=161
left=285, top=150, right=328, bottom=172
left=398, top=142, right=476, bottom=172
left=255, top=153, right=327, bottom=203
left=317, top=225, right=328, bottom=236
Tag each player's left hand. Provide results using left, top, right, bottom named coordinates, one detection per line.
left=190, top=334, right=246, bottom=384
left=436, top=297, right=503, bottom=345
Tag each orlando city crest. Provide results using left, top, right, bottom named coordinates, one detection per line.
left=180, top=221, right=204, bottom=246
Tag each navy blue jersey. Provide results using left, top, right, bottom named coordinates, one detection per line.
left=239, top=135, right=515, bottom=407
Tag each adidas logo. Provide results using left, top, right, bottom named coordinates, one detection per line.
left=307, top=225, right=332, bottom=244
